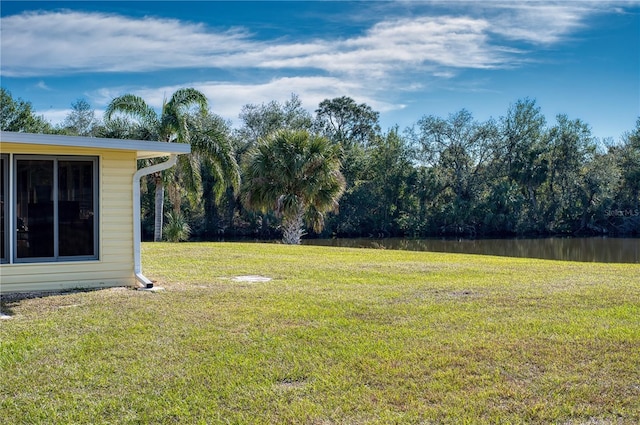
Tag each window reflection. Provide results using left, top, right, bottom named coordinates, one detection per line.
left=14, top=157, right=98, bottom=261
left=16, top=160, right=54, bottom=258
left=58, top=161, right=95, bottom=256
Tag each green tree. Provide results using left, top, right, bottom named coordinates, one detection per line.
left=104, top=88, right=210, bottom=241
left=234, top=94, right=313, bottom=237
left=186, top=111, right=240, bottom=238
left=314, top=96, right=381, bottom=188
left=617, top=118, right=640, bottom=209
left=578, top=152, right=620, bottom=232
left=61, top=98, right=100, bottom=136
left=411, top=109, right=497, bottom=236
left=496, top=98, right=549, bottom=233
left=163, top=210, right=192, bottom=242
left=340, top=128, right=417, bottom=237
left=313, top=97, right=381, bottom=236
left=96, top=115, right=149, bottom=140
left=314, top=96, right=380, bottom=149
left=544, top=115, right=596, bottom=232
left=236, top=94, right=312, bottom=153
left=242, top=130, right=345, bottom=244
left=0, top=88, right=55, bottom=133
left=606, top=118, right=640, bottom=234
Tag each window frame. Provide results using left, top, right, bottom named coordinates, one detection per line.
left=12, top=154, right=99, bottom=263
left=0, top=154, right=8, bottom=264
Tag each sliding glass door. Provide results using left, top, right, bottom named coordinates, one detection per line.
left=13, top=156, right=98, bottom=262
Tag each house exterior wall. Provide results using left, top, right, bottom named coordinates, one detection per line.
left=0, top=143, right=137, bottom=293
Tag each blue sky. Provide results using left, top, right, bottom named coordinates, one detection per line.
left=1, top=1, right=638, bottom=141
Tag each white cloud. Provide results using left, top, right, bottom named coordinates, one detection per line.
left=91, top=77, right=402, bottom=125
left=489, top=3, right=591, bottom=44
left=251, top=16, right=509, bottom=75
left=39, top=108, right=70, bottom=126
left=3, top=2, right=612, bottom=126
left=0, top=4, right=604, bottom=79
left=0, top=11, right=253, bottom=76
left=38, top=108, right=107, bottom=126
left=35, top=81, right=51, bottom=90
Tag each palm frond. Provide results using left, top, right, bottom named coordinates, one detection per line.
left=104, top=94, right=159, bottom=136
left=242, top=129, right=346, bottom=237
left=166, top=88, right=208, bottom=116
left=189, top=114, right=241, bottom=198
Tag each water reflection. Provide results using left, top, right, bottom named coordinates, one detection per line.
left=303, top=237, right=640, bottom=263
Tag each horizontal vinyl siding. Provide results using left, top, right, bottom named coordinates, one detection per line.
left=103, top=231, right=134, bottom=243
left=0, top=144, right=138, bottom=293
left=0, top=267, right=134, bottom=285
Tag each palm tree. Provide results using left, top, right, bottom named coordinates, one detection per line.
left=178, top=110, right=240, bottom=235
left=243, top=130, right=346, bottom=244
left=105, top=88, right=239, bottom=241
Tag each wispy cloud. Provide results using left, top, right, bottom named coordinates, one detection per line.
left=489, top=3, right=591, bottom=44
left=248, top=16, right=509, bottom=75
left=35, top=80, right=51, bottom=90
left=2, top=2, right=612, bottom=125
left=89, top=77, right=401, bottom=124
left=0, top=11, right=253, bottom=76
left=39, top=108, right=72, bottom=125
left=0, top=3, right=603, bottom=79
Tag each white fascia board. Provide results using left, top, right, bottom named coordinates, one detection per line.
left=0, top=131, right=191, bottom=159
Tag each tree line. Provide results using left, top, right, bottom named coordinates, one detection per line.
left=2, top=87, right=639, bottom=242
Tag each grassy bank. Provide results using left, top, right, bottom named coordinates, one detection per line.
left=1, top=243, right=639, bottom=424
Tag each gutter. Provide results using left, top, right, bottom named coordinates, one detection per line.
left=132, top=154, right=178, bottom=288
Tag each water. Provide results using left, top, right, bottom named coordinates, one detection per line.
left=302, top=237, right=640, bottom=263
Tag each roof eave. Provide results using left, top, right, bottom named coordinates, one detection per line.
left=0, top=131, right=191, bottom=159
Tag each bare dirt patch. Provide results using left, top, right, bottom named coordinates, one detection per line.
left=232, top=275, right=272, bottom=283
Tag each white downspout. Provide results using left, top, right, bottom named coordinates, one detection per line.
left=133, top=154, right=178, bottom=288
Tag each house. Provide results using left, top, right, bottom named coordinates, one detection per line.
left=0, top=131, right=190, bottom=293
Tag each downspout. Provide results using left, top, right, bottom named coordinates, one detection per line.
left=133, top=154, right=178, bottom=288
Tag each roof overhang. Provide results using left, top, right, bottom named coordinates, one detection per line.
left=0, top=131, right=191, bottom=159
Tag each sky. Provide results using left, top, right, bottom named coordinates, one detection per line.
left=1, top=1, right=639, bottom=141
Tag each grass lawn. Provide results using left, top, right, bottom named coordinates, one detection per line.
left=1, top=242, right=639, bottom=424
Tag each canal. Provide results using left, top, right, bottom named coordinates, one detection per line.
left=303, top=237, right=640, bottom=263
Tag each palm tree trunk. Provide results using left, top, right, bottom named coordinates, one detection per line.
left=154, top=173, right=164, bottom=242
left=281, top=209, right=305, bottom=244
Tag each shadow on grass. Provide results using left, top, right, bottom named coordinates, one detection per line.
left=0, top=287, right=121, bottom=318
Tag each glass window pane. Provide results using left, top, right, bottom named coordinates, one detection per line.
left=16, top=160, right=54, bottom=258
left=58, top=160, right=95, bottom=256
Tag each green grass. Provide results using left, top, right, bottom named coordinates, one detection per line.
left=1, top=242, right=639, bottom=424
